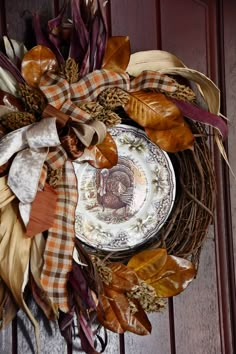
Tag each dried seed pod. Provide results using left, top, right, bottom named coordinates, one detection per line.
left=64, top=58, right=79, bottom=84
left=0, top=111, right=36, bottom=131
left=128, top=280, right=166, bottom=313
left=78, top=101, right=104, bottom=118
left=18, top=84, right=47, bottom=117
left=163, top=82, right=196, bottom=102
left=95, top=110, right=121, bottom=128
left=98, top=87, right=129, bottom=109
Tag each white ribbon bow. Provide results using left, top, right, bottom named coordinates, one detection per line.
left=0, top=118, right=61, bottom=225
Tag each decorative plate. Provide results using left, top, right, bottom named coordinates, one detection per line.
left=73, top=125, right=176, bottom=251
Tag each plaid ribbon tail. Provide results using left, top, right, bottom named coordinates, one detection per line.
left=129, top=70, right=177, bottom=93
left=41, top=158, right=77, bottom=312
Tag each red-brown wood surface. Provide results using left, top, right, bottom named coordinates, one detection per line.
left=0, top=1, right=235, bottom=353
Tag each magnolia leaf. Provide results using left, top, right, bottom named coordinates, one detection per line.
left=108, top=263, right=139, bottom=292
left=97, top=293, right=125, bottom=334
left=88, top=132, right=118, bottom=169
left=127, top=249, right=168, bottom=281
left=145, top=120, right=194, bottom=152
left=124, top=91, right=183, bottom=130
left=147, top=255, right=196, bottom=297
left=102, top=36, right=130, bottom=73
left=104, top=287, right=151, bottom=335
left=21, top=45, right=58, bottom=87
left=127, top=50, right=186, bottom=77
left=0, top=90, right=24, bottom=111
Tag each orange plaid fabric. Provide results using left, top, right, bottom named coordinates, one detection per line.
left=129, top=70, right=176, bottom=93
left=39, top=146, right=77, bottom=312
left=70, top=69, right=130, bottom=101
left=39, top=69, right=177, bottom=123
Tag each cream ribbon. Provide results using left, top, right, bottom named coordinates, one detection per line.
left=0, top=118, right=61, bottom=225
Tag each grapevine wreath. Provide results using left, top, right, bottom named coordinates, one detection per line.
left=0, top=1, right=228, bottom=353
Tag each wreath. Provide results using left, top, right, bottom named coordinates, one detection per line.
left=0, top=1, right=227, bottom=353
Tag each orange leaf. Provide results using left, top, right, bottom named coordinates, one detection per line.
left=145, top=120, right=194, bottom=152
left=147, top=255, right=196, bottom=297
left=108, top=263, right=140, bottom=292
left=102, top=36, right=131, bottom=73
left=127, top=249, right=167, bottom=281
left=21, top=45, right=58, bottom=87
left=97, top=294, right=125, bottom=334
left=104, top=287, right=151, bottom=335
left=88, top=132, right=118, bottom=169
left=124, top=91, right=183, bottom=130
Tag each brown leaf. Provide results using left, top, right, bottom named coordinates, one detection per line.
left=102, top=36, right=131, bottom=73
left=21, top=45, right=58, bottom=87
left=0, top=89, right=24, bottom=111
left=127, top=249, right=168, bottom=281
left=108, top=263, right=140, bottom=292
left=97, top=294, right=125, bottom=334
left=145, top=120, right=194, bottom=152
left=104, top=286, right=151, bottom=335
left=26, top=183, right=57, bottom=237
left=124, top=91, right=183, bottom=130
left=147, top=255, right=196, bottom=297
left=88, top=132, right=118, bottom=169
left=0, top=177, right=35, bottom=330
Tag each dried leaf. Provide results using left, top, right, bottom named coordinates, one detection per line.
left=104, top=287, right=151, bottom=335
left=158, top=67, right=220, bottom=115
left=127, top=50, right=186, bottom=77
left=127, top=249, right=196, bottom=297
left=0, top=90, right=24, bottom=111
left=127, top=50, right=220, bottom=115
left=26, top=183, right=58, bottom=237
left=0, top=176, right=40, bottom=351
left=88, top=132, right=118, bottom=168
left=3, top=36, right=27, bottom=66
left=124, top=91, right=183, bottom=130
left=102, top=36, right=130, bottom=73
left=21, top=45, right=58, bottom=87
left=0, top=67, right=19, bottom=96
left=108, top=263, right=139, bottom=292
left=97, top=293, right=125, bottom=334
left=127, top=249, right=167, bottom=281
left=147, top=255, right=196, bottom=297
left=145, top=120, right=194, bottom=152
left=97, top=262, right=151, bottom=335
left=172, top=98, right=228, bottom=140
left=0, top=279, right=18, bottom=330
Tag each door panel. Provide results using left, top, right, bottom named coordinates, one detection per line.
left=0, top=1, right=236, bottom=353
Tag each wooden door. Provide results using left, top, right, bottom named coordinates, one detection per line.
left=0, top=1, right=236, bottom=353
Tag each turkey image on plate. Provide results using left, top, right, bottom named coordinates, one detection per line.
left=73, top=125, right=176, bottom=251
